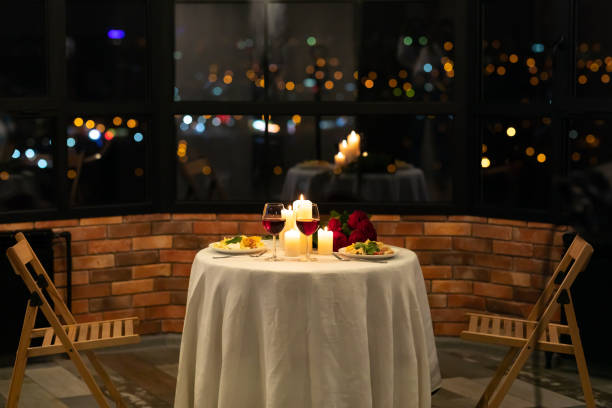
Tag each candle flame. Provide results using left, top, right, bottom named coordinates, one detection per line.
left=337, top=152, right=345, bottom=159
left=299, top=194, right=304, bottom=200
left=348, top=130, right=359, bottom=143
left=288, top=205, right=292, bottom=210
left=341, top=140, right=348, bottom=148
left=324, top=226, right=328, bottom=231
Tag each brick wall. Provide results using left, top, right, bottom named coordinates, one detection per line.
left=0, top=213, right=568, bottom=336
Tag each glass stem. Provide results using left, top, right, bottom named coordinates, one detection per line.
left=305, top=237, right=310, bottom=260
left=273, top=235, right=277, bottom=260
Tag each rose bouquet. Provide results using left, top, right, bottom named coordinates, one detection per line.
left=326, top=210, right=377, bottom=252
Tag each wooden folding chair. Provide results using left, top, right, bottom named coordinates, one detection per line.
left=461, top=234, right=595, bottom=408
left=5, top=232, right=140, bottom=407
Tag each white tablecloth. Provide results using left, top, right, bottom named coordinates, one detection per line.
left=175, top=247, right=441, bottom=408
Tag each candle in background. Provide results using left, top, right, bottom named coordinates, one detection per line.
left=317, top=227, right=333, bottom=255
left=339, top=140, right=349, bottom=159
left=347, top=130, right=360, bottom=159
left=284, top=228, right=301, bottom=257
left=334, top=152, right=346, bottom=167
left=279, top=205, right=295, bottom=246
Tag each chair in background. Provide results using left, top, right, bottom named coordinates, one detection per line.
left=461, top=235, right=595, bottom=408
left=5, top=232, right=140, bottom=408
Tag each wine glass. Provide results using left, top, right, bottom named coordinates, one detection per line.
left=262, top=203, right=286, bottom=261
left=295, top=203, right=320, bottom=261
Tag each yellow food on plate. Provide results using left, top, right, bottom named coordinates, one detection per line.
left=211, top=235, right=264, bottom=250
left=343, top=240, right=393, bottom=255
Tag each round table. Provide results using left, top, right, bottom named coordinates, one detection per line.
left=174, top=247, right=441, bottom=408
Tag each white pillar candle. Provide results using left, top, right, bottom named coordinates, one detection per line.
left=279, top=206, right=294, bottom=247
left=293, top=194, right=312, bottom=220
left=334, top=152, right=346, bottom=167
left=317, top=227, right=333, bottom=255
left=284, top=228, right=301, bottom=257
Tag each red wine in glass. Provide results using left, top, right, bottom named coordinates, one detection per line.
left=262, top=218, right=286, bottom=235
left=296, top=219, right=319, bottom=236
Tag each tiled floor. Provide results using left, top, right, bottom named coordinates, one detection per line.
left=0, top=335, right=610, bottom=407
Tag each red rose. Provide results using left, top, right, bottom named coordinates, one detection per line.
left=356, top=219, right=377, bottom=241
left=327, top=218, right=342, bottom=232
left=348, top=229, right=366, bottom=244
left=347, top=210, right=368, bottom=229
left=333, top=230, right=348, bottom=252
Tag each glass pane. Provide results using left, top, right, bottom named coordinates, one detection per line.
left=67, top=116, right=147, bottom=206
left=267, top=3, right=356, bottom=101
left=481, top=118, right=553, bottom=209
left=359, top=1, right=456, bottom=102
left=0, top=116, right=54, bottom=211
left=568, top=118, right=612, bottom=172
left=576, top=1, right=612, bottom=97
left=175, top=3, right=264, bottom=101
left=66, top=0, right=147, bottom=101
left=0, top=2, right=46, bottom=97
left=482, top=0, right=564, bottom=103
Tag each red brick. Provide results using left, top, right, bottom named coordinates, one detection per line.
left=401, top=215, right=447, bottom=221
left=531, top=274, right=549, bottom=289
left=486, top=299, right=530, bottom=317
left=514, top=287, right=542, bottom=303
left=133, top=263, right=172, bottom=279
left=54, top=258, right=66, bottom=272
left=89, top=295, right=132, bottom=312
left=553, top=231, right=565, bottom=246
left=146, top=305, right=186, bottom=319
left=431, top=308, right=470, bottom=322
left=88, top=239, right=132, bottom=254
left=154, top=277, right=189, bottom=291
left=173, top=264, right=192, bottom=277
left=152, top=221, right=193, bottom=234
left=63, top=226, right=106, bottom=241
left=527, top=221, right=557, bottom=229
left=424, top=222, right=471, bottom=236
left=70, top=242, right=88, bottom=256
left=405, top=237, right=452, bottom=250
left=488, top=218, right=527, bottom=227
left=378, top=236, right=405, bottom=247
left=73, top=254, right=114, bottom=270
left=448, top=216, right=487, bottom=223
left=0, top=222, right=34, bottom=231
left=55, top=273, right=67, bottom=288
left=428, top=294, right=447, bottom=308
left=448, top=294, right=486, bottom=309
left=90, top=267, right=132, bottom=283
left=35, top=219, right=79, bottom=228
left=490, top=270, right=531, bottom=287
left=171, top=291, right=187, bottom=305
left=512, top=228, right=554, bottom=244
left=453, top=266, right=490, bottom=281
left=72, top=271, right=89, bottom=285
left=80, top=216, right=123, bottom=226
left=473, top=282, right=513, bottom=299
left=172, top=213, right=216, bottom=220
left=72, top=283, right=111, bottom=299
left=133, top=235, right=173, bottom=250
left=533, top=245, right=564, bottom=260
left=193, top=221, right=238, bottom=235
left=473, top=224, right=513, bottom=241
left=474, top=253, right=513, bottom=269
left=112, top=279, right=154, bottom=295
left=431, top=280, right=472, bottom=294
left=172, top=235, right=212, bottom=249
left=370, top=215, right=401, bottom=222
left=453, top=237, right=491, bottom=253
left=217, top=213, right=260, bottom=221
left=133, top=292, right=171, bottom=307
left=514, top=258, right=553, bottom=274
left=493, top=240, right=533, bottom=257
left=160, top=249, right=197, bottom=263
left=136, top=320, right=161, bottom=335
left=431, top=252, right=475, bottom=265
left=162, top=319, right=184, bottom=333
left=375, top=222, right=423, bottom=235
left=75, top=313, right=105, bottom=323
left=115, top=251, right=159, bottom=266
left=125, top=213, right=171, bottom=223
left=71, top=299, right=89, bottom=314
left=103, top=308, right=146, bottom=321
left=421, top=266, right=452, bottom=279
left=240, top=222, right=267, bottom=235
left=415, top=252, right=433, bottom=265
left=434, top=322, right=467, bottom=336
left=108, top=223, right=151, bottom=238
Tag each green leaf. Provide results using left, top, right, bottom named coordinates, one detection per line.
left=330, top=210, right=341, bottom=219
left=342, top=225, right=352, bottom=237
left=224, top=236, right=242, bottom=244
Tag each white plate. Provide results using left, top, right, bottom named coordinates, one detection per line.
left=337, top=246, right=396, bottom=260
left=208, top=243, right=266, bottom=255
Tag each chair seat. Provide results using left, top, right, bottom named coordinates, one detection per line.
left=460, top=313, right=574, bottom=354
left=27, top=317, right=140, bottom=357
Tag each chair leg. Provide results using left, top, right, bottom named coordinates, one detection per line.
left=488, top=343, right=537, bottom=408
left=564, top=302, right=596, bottom=408
left=6, top=303, right=38, bottom=408
left=477, top=347, right=520, bottom=407
left=65, top=347, right=112, bottom=408
left=86, top=351, right=127, bottom=407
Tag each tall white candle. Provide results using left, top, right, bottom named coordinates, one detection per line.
left=284, top=228, right=301, bottom=257
left=317, top=227, right=333, bottom=255
left=293, top=194, right=312, bottom=220
left=279, top=206, right=295, bottom=246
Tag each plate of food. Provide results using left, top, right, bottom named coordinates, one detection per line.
left=209, top=235, right=266, bottom=254
left=338, top=240, right=396, bottom=260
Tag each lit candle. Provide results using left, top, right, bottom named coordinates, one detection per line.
left=293, top=194, right=312, bottom=220
left=284, top=228, right=301, bottom=257
left=339, top=140, right=349, bottom=160
left=334, top=151, right=346, bottom=167
left=347, top=131, right=361, bottom=162
left=279, top=205, right=295, bottom=246
left=317, top=226, right=333, bottom=255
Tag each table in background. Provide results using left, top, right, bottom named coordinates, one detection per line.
left=175, top=247, right=441, bottom=408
